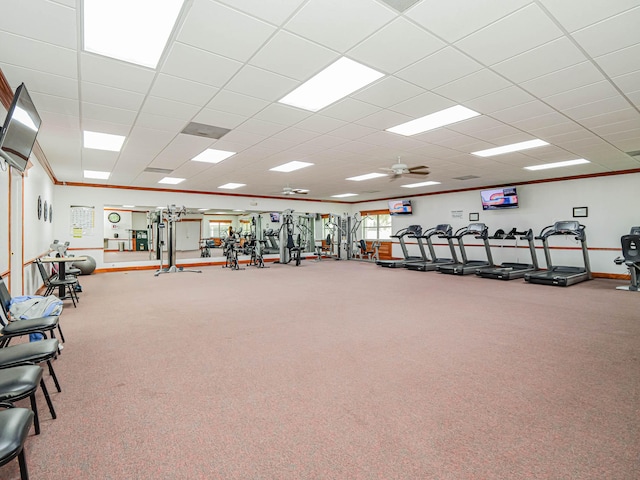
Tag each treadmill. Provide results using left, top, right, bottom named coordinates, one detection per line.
left=476, top=228, right=539, bottom=280
left=405, top=224, right=459, bottom=272
left=437, top=223, right=494, bottom=275
left=524, top=220, right=591, bottom=287
left=376, top=225, right=423, bottom=268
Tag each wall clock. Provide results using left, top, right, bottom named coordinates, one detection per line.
left=43, top=200, right=48, bottom=221
left=108, top=212, right=121, bottom=223
left=37, top=196, right=42, bottom=220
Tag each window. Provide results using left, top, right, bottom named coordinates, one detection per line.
left=362, top=213, right=391, bottom=240
left=209, top=221, right=231, bottom=238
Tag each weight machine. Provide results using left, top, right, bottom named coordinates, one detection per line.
left=154, top=205, right=202, bottom=276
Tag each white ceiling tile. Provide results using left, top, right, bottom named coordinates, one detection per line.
left=284, top=0, right=395, bottom=53
left=161, top=42, right=242, bottom=87
left=433, top=69, right=511, bottom=103
left=353, top=76, right=424, bottom=108
left=216, top=0, right=306, bottom=25
left=135, top=113, right=187, bottom=133
left=234, top=118, right=287, bottom=136
left=328, top=123, right=378, bottom=140
left=81, top=53, right=153, bottom=93
left=543, top=81, right=620, bottom=111
left=579, top=109, right=640, bottom=129
left=466, top=86, right=535, bottom=114
left=121, top=127, right=173, bottom=156
left=388, top=92, right=454, bottom=117
left=150, top=74, right=218, bottom=107
left=249, top=31, right=338, bottom=81
left=0, top=32, right=77, bottom=79
left=253, top=103, right=312, bottom=126
left=396, top=47, right=483, bottom=90
left=594, top=43, right=640, bottom=77
left=81, top=82, right=145, bottom=111
left=226, top=65, right=299, bottom=102
left=0, top=64, right=77, bottom=99
left=612, top=70, right=640, bottom=95
left=563, top=95, right=632, bottom=121
left=519, top=62, right=606, bottom=98
left=191, top=108, right=248, bottom=130
left=0, top=0, right=76, bottom=49
left=355, top=109, right=412, bottom=130
left=406, top=0, right=531, bottom=43
left=293, top=115, right=349, bottom=134
left=205, top=91, right=269, bottom=117
left=82, top=102, right=137, bottom=126
left=271, top=127, right=319, bottom=144
left=209, top=130, right=266, bottom=147
left=489, top=100, right=555, bottom=123
left=491, top=37, right=587, bottom=84
left=539, top=0, right=639, bottom=32
left=455, top=4, right=564, bottom=66
left=140, top=97, right=200, bottom=121
left=590, top=118, right=640, bottom=136
left=177, top=0, right=276, bottom=62
left=320, top=98, right=379, bottom=122
left=570, top=7, right=640, bottom=57
left=347, top=17, right=444, bottom=74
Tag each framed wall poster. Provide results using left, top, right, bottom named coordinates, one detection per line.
left=573, top=207, right=588, bottom=218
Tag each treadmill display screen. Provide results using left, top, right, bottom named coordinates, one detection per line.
left=481, top=187, right=518, bottom=210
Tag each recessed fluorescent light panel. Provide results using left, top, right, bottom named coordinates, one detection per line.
left=524, top=159, right=590, bottom=171
left=191, top=148, right=236, bottom=164
left=472, top=139, right=549, bottom=157
left=387, top=105, right=480, bottom=136
left=218, top=183, right=245, bottom=190
left=346, top=173, right=388, bottom=181
left=83, top=131, right=125, bottom=152
left=122, top=205, right=135, bottom=208
left=83, top=170, right=110, bottom=179
left=158, top=177, right=185, bottom=185
left=83, top=0, right=184, bottom=68
left=331, top=193, right=358, bottom=198
left=401, top=181, right=441, bottom=188
left=270, top=161, right=314, bottom=172
left=279, top=57, right=384, bottom=112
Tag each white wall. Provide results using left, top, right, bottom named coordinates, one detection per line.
left=355, top=173, right=640, bottom=275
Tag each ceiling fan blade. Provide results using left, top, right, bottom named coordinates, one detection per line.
left=406, top=171, right=430, bottom=177
left=408, top=165, right=429, bottom=172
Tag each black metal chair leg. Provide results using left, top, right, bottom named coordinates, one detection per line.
left=46, top=360, right=61, bottom=393
left=18, top=448, right=29, bottom=480
left=57, top=324, right=65, bottom=343
left=28, top=393, right=40, bottom=435
left=39, top=379, right=56, bottom=419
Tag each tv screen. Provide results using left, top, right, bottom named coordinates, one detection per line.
left=0, top=83, right=42, bottom=172
left=481, top=187, right=518, bottom=210
left=269, top=212, right=280, bottom=222
left=388, top=199, right=412, bottom=216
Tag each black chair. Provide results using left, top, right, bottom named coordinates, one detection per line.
left=0, top=277, right=64, bottom=348
left=0, top=366, right=56, bottom=435
left=35, top=259, right=78, bottom=307
left=357, top=239, right=376, bottom=260
left=286, top=234, right=302, bottom=266
left=0, top=406, right=33, bottom=480
left=0, top=339, right=62, bottom=394
left=615, top=232, right=640, bottom=292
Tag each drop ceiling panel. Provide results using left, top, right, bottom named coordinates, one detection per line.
left=161, top=42, right=242, bottom=87
left=205, top=90, right=270, bottom=117
left=135, top=113, right=188, bottom=133
left=327, top=123, right=378, bottom=140
left=216, top=0, right=305, bottom=25
left=249, top=31, right=338, bottom=81
left=80, top=53, right=153, bottom=92
left=30, top=92, right=78, bottom=117
left=579, top=109, right=640, bottom=130
left=389, top=91, right=454, bottom=118
left=140, top=97, right=200, bottom=121
left=490, top=100, right=556, bottom=124
left=406, top=0, right=531, bottom=43
left=0, top=32, right=77, bottom=79
left=543, top=81, right=621, bottom=111
left=355, top=108, right=412, bottom=130
left=225, top=65, right=299, bottom=102
left=81, top=82, right=145, bottom=111
left=594, top=43, right=640, bottom=77
left=123, top=127, right=174, bottom=156
left=433, top=69, right=511, bottom=103
left=294, top=115, right=348, bottom=134
left=466, top=86, right=535, bottom=114
left=318, top=98, right=380, bottom=123
left=570, top=7, right=640, bottom=57
left=347, top=17, right=445, bottom=74
left=191, top=108, right=248, bottom=130
left=353, top=76, right=424, bottom=108
left=0, top=64, right=77, bottom=100
left=520, top=62, right=606, bottom=99
left=563, top=95, right=633, bottom=121
left=539, top=0, right=639, bottom=32
left=0, top=0, right=76, bottom=49
left=253, top=103, right=312, bottom=126
left=149, top=74, right=218, bottom=106
left=612, top=70, right=640, bottom=95
left=81, top=102, right=137, bottom=126
left=491, top=37, right=587, bottom=84
left=233, top=118, right=287, bottom=137
left=284, top=0, right=396, bottom=53
left=177, top=0, right=276, bottom=62
left=454, top=4, right=564, bottom=66
left=396, top=47, right=483, bottom=90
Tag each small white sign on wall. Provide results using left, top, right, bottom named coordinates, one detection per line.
left=451, top=210, right=463, bottom=219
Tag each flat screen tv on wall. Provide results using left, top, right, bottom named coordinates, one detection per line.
left=0, top=83, right=42, bottom=172
left=388, top=199, right=412, bottom=215
left=480, top=187, right=519, bottom=210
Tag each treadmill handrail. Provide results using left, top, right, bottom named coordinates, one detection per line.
left=536, top=222, right=586, bottom=241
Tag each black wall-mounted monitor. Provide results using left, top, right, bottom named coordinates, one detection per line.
left=480, top=187, right=518, bottom=210
left=388, top=199, right=412, bottom=216
left=269, top=212, right=280, bottom=222
left=0, top=83, right=42, bottom=173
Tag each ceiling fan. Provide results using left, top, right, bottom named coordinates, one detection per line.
left=380, top=158, right=430, bottom=180
left=279, top=186, right=309, bottom=195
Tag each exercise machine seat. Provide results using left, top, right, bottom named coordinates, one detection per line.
left=0, top=407, right=34, bottom=480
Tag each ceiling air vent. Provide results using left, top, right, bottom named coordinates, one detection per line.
left=378, top=0, right=421, bottom=12
left=181, top=122, right=230, bottom=139
left=453, top=175, right=480, bottom=181
left=144, top=167, right=174, bottom=174
left=626, top=150, right=640, bottom=158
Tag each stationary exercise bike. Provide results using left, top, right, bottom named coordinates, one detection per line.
left=614, top=227, right=640, bottom=291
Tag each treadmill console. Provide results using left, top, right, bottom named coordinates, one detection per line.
left=435, top=224, right=452, bottom=236
left=467, top=223, right=486, bottom=233
left=407, top=225, right=422, bottom=236
left=554, top=220, right=580, bottom=233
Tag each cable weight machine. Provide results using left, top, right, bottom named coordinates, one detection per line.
left=154, top=205, right=202, bottom=276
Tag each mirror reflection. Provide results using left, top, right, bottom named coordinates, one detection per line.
left=103, top=206, right=322, bottom=263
